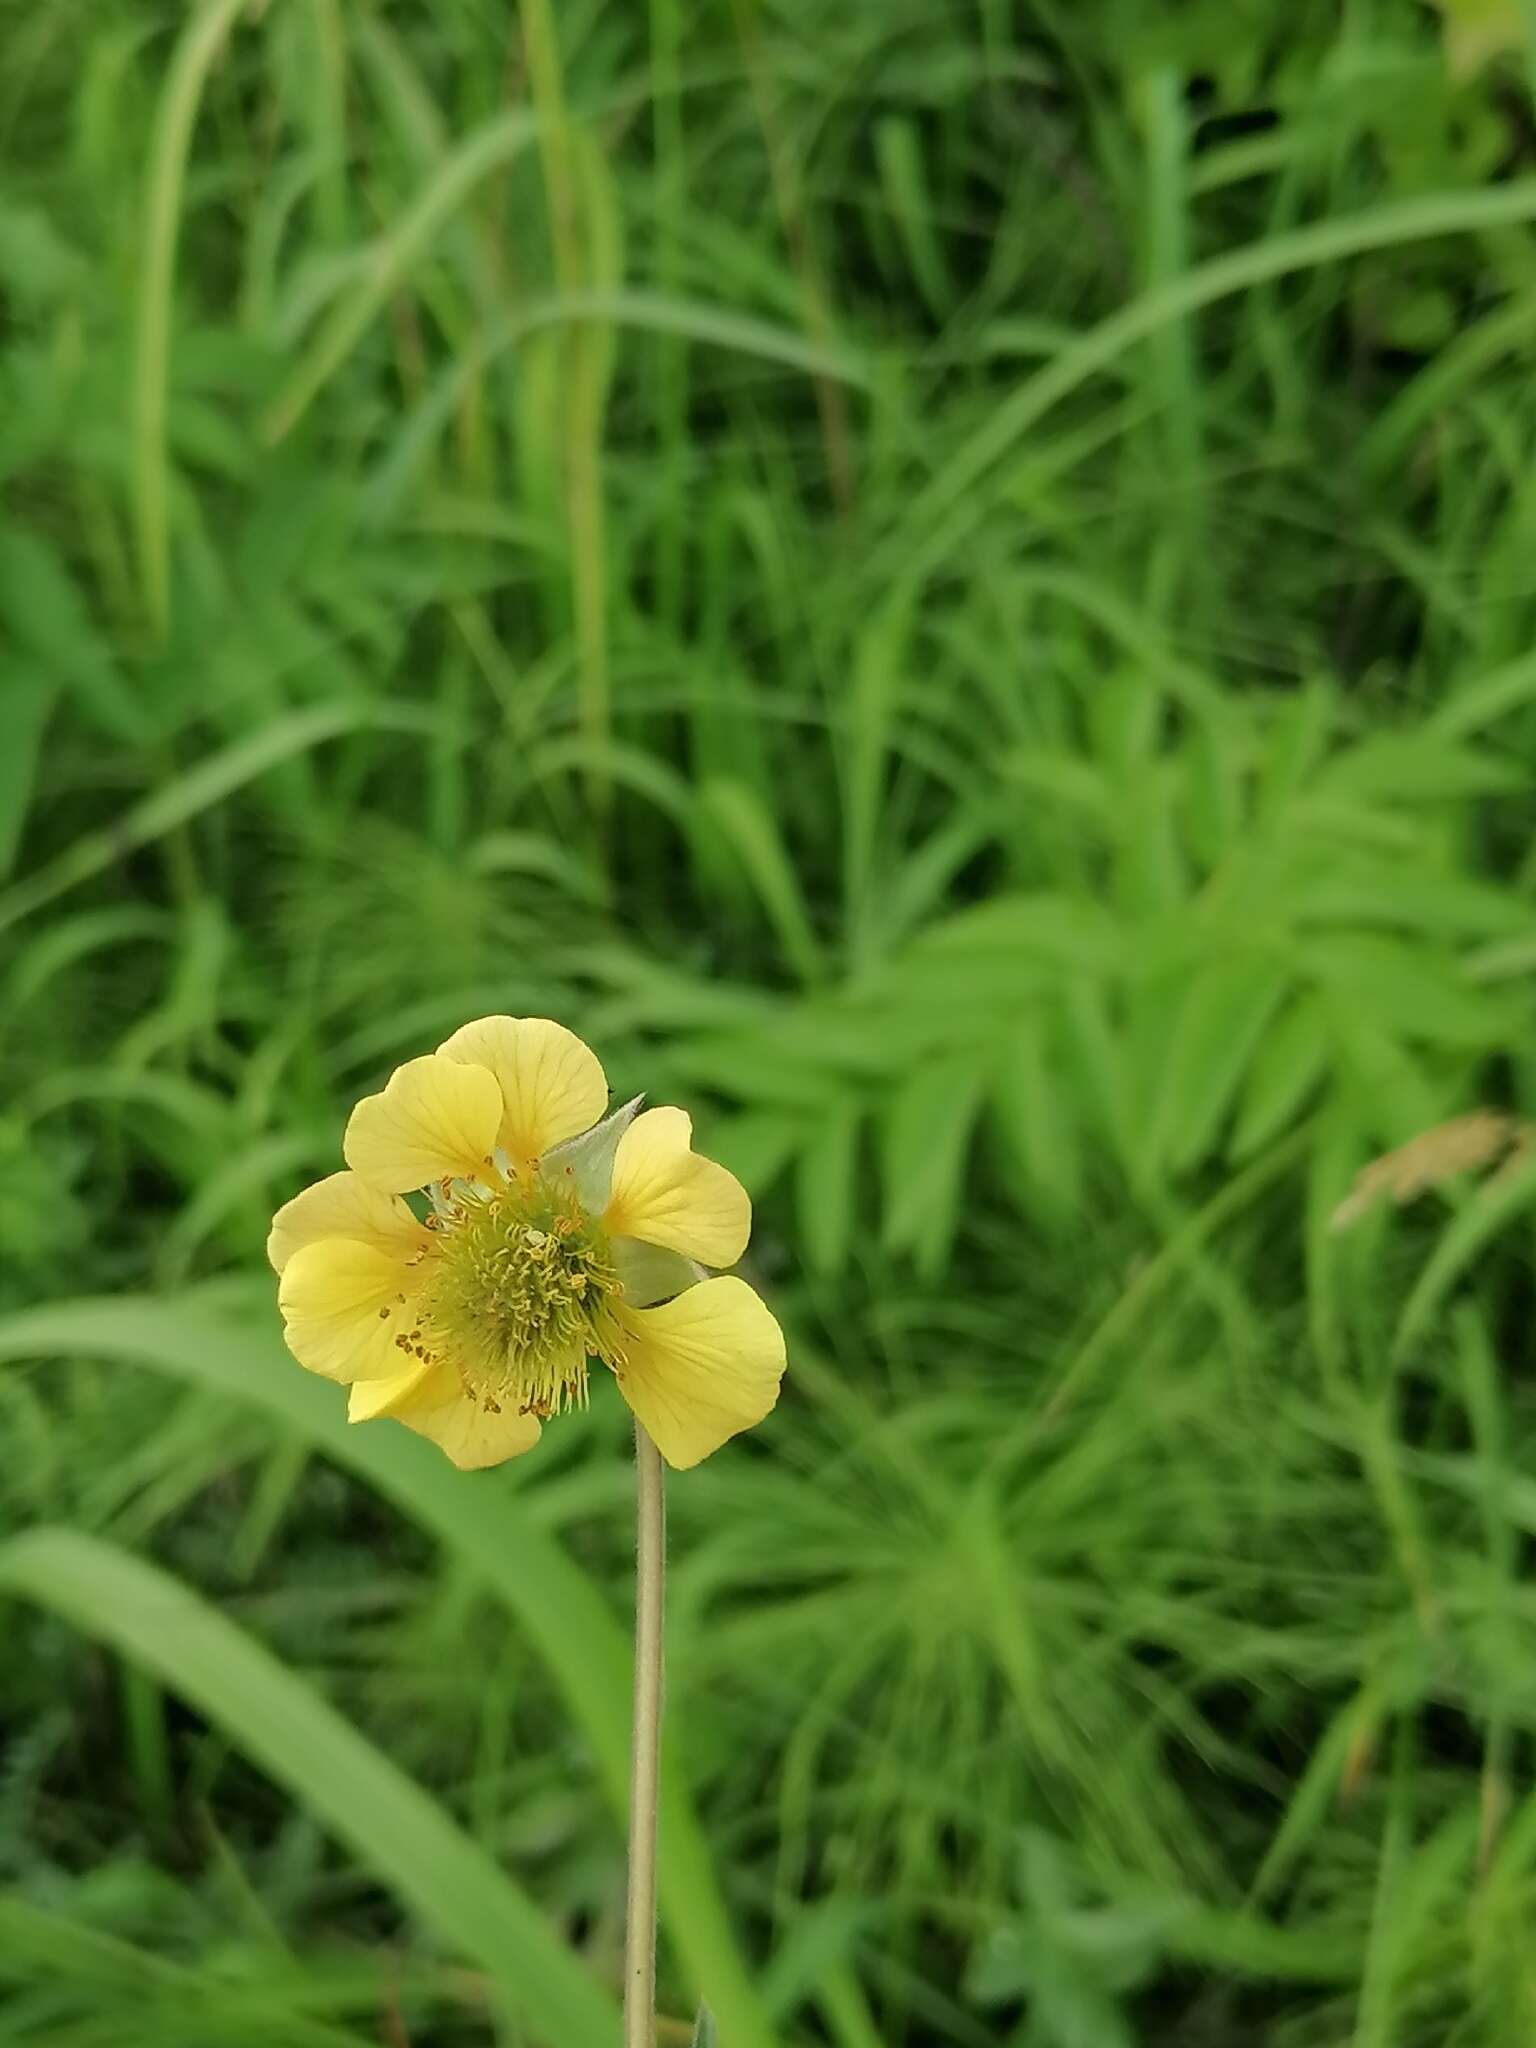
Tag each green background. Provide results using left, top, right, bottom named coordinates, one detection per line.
left=4, top=1, right=1536, bottom=2042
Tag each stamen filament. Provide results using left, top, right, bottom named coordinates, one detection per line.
left=414, top=1171, right=617, bottom=1416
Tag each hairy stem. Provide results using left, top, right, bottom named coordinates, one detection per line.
left=623, top=1421, right=666, bottom=2047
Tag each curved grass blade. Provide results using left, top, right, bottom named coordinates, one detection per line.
left=885, top=182, right=1536, bottom=584
left=0, top=702, right=444, bottom=938
left=0, top=1526, right=618, bottom=2045
left=700, top=777, right=826, bottom=986
left=133, top=0, right=250, bottom=636
left=0, top=1294, right=779, bottom=2048
left=261, top=111, right=541, bottom=442
left=1392, top=1147, right=1536, bottom=1360
left=364, top=288, right=867, bottom=526
left=0, top=1892, right=426, bottom=2048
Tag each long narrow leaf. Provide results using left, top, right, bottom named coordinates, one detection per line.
left=0, top=1294, right=778, bottom=2048
left=0, top=1527, right=618, bottom=2045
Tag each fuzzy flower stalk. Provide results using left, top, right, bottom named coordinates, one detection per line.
left=268, top=1016, right=787, bottom=2040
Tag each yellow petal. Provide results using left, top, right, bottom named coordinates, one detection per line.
left=612, top=1276, right=785, bottom=1470
left=602, top=1108, right=750, bottom=1267
left=393, top=1361, right=545, bottom=1469
left=267, top=1171, right=429, bottom=1275
left=436, top=1015, right=607, bottom=1168
left=343, top=1053, right=503, bottom=1193
left=347, top=1360, right=438, bottom=1422
left=278, top=1238, right=425, bottom=1383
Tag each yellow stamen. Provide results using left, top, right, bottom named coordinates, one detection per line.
left=415, top=1171, right=621, bottom=1416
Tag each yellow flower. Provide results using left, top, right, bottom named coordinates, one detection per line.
left=267, top=1017, right=785, bottom=1471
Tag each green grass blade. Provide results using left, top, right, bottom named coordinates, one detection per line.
left=132, top=0, right=249, bottom=635
left=261, top=110, right=542, bottom=442
left=885, top=182, right=1536, bottom=582
left=0, top=1525, right=619, bottom=2044
left=0, top=1293, right=779, bottom=2048
left=363, top=288, right=866, bottom=527
left=701, top=776, right=826, bottom=985
left=1392, top=1148, right=1536, bottom=1360
left=0, top=702, right=441, bottom=938
left=0, top=1894, right=384, bottom=2048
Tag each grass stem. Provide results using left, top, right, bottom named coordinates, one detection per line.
left=624, top=1422, right=666, bottom=2048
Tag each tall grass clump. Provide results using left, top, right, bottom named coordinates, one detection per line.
left=3, top=2, right=1536, bottom=2043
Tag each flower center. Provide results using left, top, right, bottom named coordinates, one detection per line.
left=415, top=1172, right=620, bottom=1418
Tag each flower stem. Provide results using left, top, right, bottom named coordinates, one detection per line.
left=623, top=1421, right=666, bottom=2048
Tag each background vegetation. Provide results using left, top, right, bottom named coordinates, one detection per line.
left=4, top=1, right=1536, bottom=2042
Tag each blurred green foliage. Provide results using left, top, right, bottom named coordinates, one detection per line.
left=4, top=1, right=1536, bottom=2043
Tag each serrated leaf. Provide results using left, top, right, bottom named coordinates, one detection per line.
left=704, top=1110, right=802, bottom=1196
left=881, top=1052, right=986, bottom=1277
left=1060, top=978, right=1134, bottom=1169
left=913, top=892, right=1123, bottom=971
left=701, top=776, right=825, bottom=985
left=1255, top=680, right=1335, bottom=823
left=1305, top=933, right=1505, bottom=1049
left=1295, top=864, right=1527, bottom=939
left=991, top=1010, right=1081, bottom=1221
left=1328, top=1016, right=1442, bottom=1146
left=1147, top=957, right=1290, bottom=1175
left=997, top=747, right=1115, bottom=821
left=796, top=1102, right=860, bottom=1278
left=0, top=529, right=146, bottom=744
left=674, top=1035, right=844, bottom=1109
left=1230, top=994, right=1329, bottom=1158
left=1318, top=733, right=1523, bottom=803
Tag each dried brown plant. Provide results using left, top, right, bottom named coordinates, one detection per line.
left=1330, top=1111, right=1532, bottom=1231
